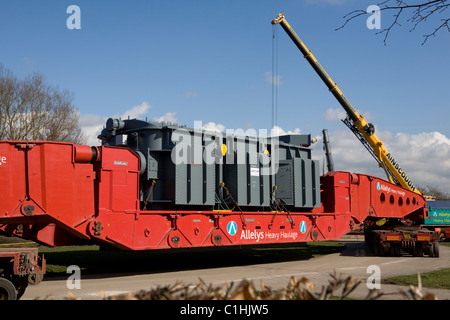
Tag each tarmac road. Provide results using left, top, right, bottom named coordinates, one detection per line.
left=22, top=236, right=450, bottom=300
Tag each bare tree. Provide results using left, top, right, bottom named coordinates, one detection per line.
left=337, top=0, right=450, bottom=44
left=0, top=64, right=86, bottom=144
left=420, top=185, right=450, bottom=200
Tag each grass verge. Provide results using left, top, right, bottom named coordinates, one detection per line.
left=382, top=242, right=450, bottom=290
left=382, top=269, right=450, bottom=290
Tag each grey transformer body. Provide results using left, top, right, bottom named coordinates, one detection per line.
left=98, top=118, right=320, bottom=212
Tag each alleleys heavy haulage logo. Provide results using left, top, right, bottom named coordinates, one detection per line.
left=385, top=153, right=416, bottom=192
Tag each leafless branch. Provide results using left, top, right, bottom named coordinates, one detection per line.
left=336, top=0, right=450, bottom=45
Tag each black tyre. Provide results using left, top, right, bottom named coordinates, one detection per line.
left=429, top=243, right=435, bottom=257
left=373, top=242, right=379, bottom=256
left=389, top=244, right=395, bottom=256
left=0, top=278, right=17, bottom=300
left=390, top=243, right=401, bottom=257
left=14, top=277, right=28, bottom=299
left=413, top=244, right=423, bottom=257
left=434, top=242, right=440, bottom=258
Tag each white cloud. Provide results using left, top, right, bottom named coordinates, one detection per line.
left=313, top=129, right=450, bottom=192
left=324, top=107, right=373, bottom=122
left=324, top=108, right=347, bottom=121
left=21, top=56, right=33, bottom=65
left=383, top=132, right=450, bottom=190
left=270, top=125, right=301, bottom=136
left=80, top=114, right=107, bottom=146
left=80, top=101, right=152, bottom=146
left=120, top=101, right=151, bottom=119
left=202, top=121, right=226, bottom=133
left=184, top=92, right=198, bottom=98
left=189, top=123, right=301, bottom=137
left=265, top=71, right=282, bottom=86
left=153, top=112, right=177, bottom=123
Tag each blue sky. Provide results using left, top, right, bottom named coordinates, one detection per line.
left=1, top=0, right=450, bottom=191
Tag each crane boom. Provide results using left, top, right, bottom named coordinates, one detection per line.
left=272, top=13, right=421, bottom=195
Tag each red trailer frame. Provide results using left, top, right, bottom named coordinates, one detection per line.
left=0, top=141, right=433, bottom=251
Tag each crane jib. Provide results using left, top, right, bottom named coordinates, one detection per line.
left=385, top=153, right=416, bottom=192
left=279, top=19, right=360, bottom=123
left=273, top=13, right=421, bottom=195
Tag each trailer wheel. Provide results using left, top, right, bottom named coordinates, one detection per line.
left=390, top=243, right=400, bottom=257
left=375, top=243, right=386, bottom=256
left=0, top=278, right=17, bottom=300
left=372, top=242, right=379, bottom=256
left=428, top=244, right=435, bottom=257
left=433, top=242, right=440, bottom=258
left=413, top=243, right=423, bottom=257
left=14, top=277, right=29, bottom=299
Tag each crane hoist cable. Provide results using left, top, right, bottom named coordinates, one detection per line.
left=271, top=24, right=278, bottom=133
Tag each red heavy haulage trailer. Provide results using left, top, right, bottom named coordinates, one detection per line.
left=0, top=141, right=435, bottom=250
left=0, top=138, right=438, bottom=298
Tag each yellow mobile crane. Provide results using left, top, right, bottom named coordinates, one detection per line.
left=271, top=13, right=421, bottom=195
